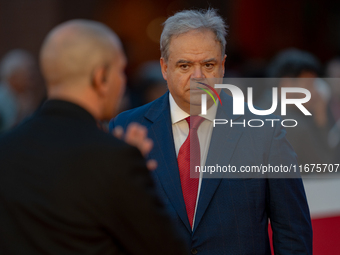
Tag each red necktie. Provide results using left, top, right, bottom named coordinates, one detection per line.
left=177, top=116, right=205, bottom=228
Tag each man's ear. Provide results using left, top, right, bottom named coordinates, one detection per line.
left=91, top=65, right=108, bottom=96
left=160, top=57, right=168, bottom=81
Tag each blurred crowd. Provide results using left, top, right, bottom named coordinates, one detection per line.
left=0, top=50, right=46, bottom=133
left=1, top=47, right=339, bottom=167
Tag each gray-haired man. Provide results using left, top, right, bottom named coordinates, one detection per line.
left=111, top=9, right=312, bottom=255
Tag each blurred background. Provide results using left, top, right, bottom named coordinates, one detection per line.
left=0, top=0, right=340, bottom=254
left=1, top=0, right=340, bottom=114
left=1, top=0, right=340, bottom=70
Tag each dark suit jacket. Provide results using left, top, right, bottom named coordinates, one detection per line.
left=111, top=91, right=313, bottom=255
left=0, top=100, right=187, bottom=255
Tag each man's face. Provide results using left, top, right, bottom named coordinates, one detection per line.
left=103, top=47, right=127, bottom=120
left=9, top=61, right=38, bottom=95
left=160, top=29, right=226, bottom=113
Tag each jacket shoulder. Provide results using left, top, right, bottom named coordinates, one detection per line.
left=110, top=92, right=168, bottom=130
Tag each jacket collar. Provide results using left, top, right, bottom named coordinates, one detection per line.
left=40, top=99, right=97, bottom=126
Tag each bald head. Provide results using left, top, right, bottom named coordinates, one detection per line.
left=40, top=20, right=127, bottom=121
left=40, top=19, right=121, bottom=87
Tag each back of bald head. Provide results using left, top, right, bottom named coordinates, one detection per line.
left=40, top=19, right=121, bottom=87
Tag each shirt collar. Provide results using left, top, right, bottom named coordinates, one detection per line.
left=169, top=93, right=217, bottom=124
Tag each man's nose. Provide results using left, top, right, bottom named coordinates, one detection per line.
left=191, top=66, right=205, bottom=79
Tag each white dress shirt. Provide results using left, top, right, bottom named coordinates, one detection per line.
left=169, top=93, right=217, bottom=228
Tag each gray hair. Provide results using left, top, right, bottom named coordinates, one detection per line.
left=160, top=8, right=228, bottom=62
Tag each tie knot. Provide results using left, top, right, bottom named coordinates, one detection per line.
left=186, top=116, right=205, bottom=130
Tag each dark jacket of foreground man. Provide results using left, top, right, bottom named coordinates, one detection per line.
left=0, top=100, right=187, bottom=255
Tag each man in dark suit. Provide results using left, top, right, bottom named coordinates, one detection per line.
left=0, top=20, right=187, bottom=255
left=111, top=9, right=312, bottom=254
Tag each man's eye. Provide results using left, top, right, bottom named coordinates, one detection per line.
left=205, top=63, right=214, bottom=69
left=180, top=65, right=189, bottom=70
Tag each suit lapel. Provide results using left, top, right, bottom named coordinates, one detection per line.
left=146, top=92, right=192, bottom=232
left=193, top=91, right=244, bottom=232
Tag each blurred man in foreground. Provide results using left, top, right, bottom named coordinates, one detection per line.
left=0, top=20, right=186, bottom=255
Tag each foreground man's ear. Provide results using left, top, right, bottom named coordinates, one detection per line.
left=91, top=64, right=109, bottom=96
